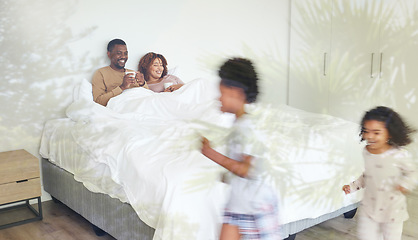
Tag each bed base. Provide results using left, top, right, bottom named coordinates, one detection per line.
left=281, top=204, right=358, bottom=238
left=41, top=158, right=155, bottom=240
left=42, top=158, right=357, bottom=239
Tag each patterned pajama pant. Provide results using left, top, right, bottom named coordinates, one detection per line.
left=358, top=212, right=403, bottom=240
left=223, top=210, right=281, bottom=240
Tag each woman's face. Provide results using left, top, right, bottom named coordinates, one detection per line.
left=148, top=58, right=164, bottom=81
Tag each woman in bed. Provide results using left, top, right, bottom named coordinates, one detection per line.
left=137, top=52, right=184, bottom=93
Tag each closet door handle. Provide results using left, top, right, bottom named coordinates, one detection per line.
left=379, top=53, right=383, bottom=78
left=323, top=52, right=327, bottom=76
left=370, top=53, right=374, bottom=78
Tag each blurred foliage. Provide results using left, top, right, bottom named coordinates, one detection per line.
left=0, top=0, right=100, bottom=154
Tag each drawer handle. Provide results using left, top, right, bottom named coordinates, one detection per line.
left=16, top=179, right=28, bottom=183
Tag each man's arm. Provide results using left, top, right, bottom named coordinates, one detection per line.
left=136, top=72, right=149, bottom=89
left=92, top=69, right=150, bottom=106
left=92, top=70, right=123, bottom=106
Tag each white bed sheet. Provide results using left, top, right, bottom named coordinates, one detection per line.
left=39, top=118, right=128, bottom=202
left=40, top=78, right=364, bottom=240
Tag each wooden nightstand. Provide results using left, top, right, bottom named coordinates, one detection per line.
left=0, top=149, right=43, bottom=229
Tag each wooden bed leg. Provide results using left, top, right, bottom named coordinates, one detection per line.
left=92, top=224, right=107, bottom=236
left=284, top=233, right=296, bottom=240
left=343, top=208, right=357, bottom=219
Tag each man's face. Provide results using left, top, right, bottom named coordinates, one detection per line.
left=108, top=44, right=128, bottom=70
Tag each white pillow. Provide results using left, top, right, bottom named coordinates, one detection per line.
left=168, top=66, right=182, bottom=79
left=73, top=78, right=93, bottom=102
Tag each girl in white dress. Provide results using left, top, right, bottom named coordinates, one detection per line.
left=342, top=106, right=416, bottom=240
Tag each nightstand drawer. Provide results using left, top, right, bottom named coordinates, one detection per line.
left=0, top=178, right=41, bottom=205
left=0, top=149, right=43, bottom=229
left=0, top=150, right=40, bottom=184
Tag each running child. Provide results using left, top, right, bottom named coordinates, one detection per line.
left=342, top=106, right=417, bottom=240
left=201, top=58, right=281, bottom=240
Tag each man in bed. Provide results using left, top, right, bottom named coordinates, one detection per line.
left=92, top=38, right=149, bottom=106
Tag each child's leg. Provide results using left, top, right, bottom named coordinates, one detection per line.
left=254, top=209, right=281, bottom=239
left=220, top=223, right=240, bottom=240
left=357, top=212, right=380, bottom=240
left=381, top=221, right=403, bottom=240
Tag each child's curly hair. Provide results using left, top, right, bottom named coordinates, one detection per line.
left=218, top=58, right=259, bottom=103
left=360, top=106, right=416, bottom=146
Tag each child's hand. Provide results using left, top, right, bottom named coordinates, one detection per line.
left=342, top=185, right=351, bottom=194
left=200, top=137, right=212, bottom=156
left=396, top=185, right=409, bottom=194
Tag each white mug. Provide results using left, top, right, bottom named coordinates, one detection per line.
left=125, top=71, right=136, bottom=78
left=164, top=82, right=174, bottom=89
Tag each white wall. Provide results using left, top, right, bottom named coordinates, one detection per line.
left=0, top=0, right=290, bottom=200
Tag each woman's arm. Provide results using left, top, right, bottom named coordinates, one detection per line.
left=201, top=137, right=251, bottom=178
left=164, top=84, right=183, bottom=92
left=163, top=75, right=184, bottom=92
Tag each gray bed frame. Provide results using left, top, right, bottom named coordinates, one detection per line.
left=42, top=158, right=154, bottom=240
left=41, top=158, right=357, bottom=240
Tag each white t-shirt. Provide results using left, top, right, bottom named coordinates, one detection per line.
left=225, top=112, right=278, bottom=214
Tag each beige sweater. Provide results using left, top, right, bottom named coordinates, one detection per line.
left=92, top=66, right=149, bottom=106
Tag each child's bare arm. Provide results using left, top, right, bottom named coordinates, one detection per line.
left=201, top=137, right=251, bottom=178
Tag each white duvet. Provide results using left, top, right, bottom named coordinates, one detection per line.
left=43, top=78, right=364, bottom=239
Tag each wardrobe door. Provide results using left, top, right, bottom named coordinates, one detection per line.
left=377, top=1, right=418, bottom=118
left=378, top=0, right=418, bottom=154
left=288, top=0, right=333, bottom=114
left=327, top=0, right=383, bottom=123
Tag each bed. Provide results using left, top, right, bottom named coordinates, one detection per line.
left=39, top=78, right=363, bottom=239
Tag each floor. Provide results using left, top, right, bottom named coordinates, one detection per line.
left=296, top=189, right=418, bottom=240
left=0, top=191, right=417, bottom=240
left=0, top=200, right=115, bottom=240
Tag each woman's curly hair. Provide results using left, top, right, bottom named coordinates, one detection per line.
left=137, top=52, right=168, bottom=82
left=360, top=106, right=416, bottom=146
left=218, top=58, right=259, bottom=103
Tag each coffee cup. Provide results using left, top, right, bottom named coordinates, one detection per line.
left=164, top=82, right=174, bottom=89
left=125, top=71, right=136, bottom=78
